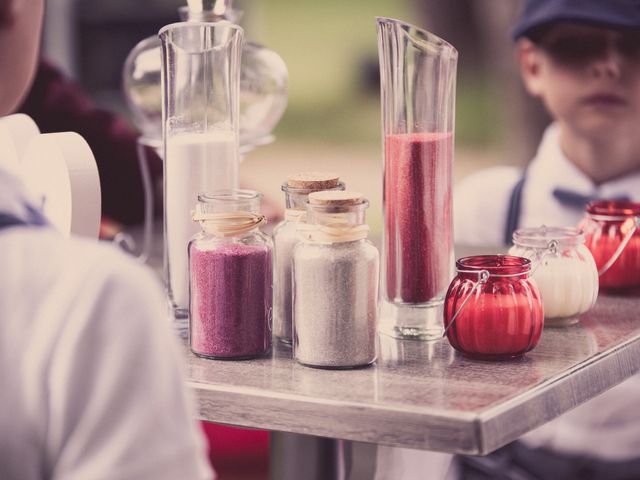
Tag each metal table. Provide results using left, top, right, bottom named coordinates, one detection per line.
left=185, top=292, right=640, bottom=477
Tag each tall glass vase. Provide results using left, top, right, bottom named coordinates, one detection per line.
left=123, top=0, right=288, bottom=151
left=377, top=17, right=458, bottom=340
left=160, top=22, right=243, bottom=328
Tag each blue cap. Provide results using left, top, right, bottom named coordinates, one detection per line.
left=513, top=0, right=640, bottom=40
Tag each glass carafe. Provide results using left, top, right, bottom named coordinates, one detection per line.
left=123, top=0, right=287, bottom=265
left=377, top=17, right=458, bottom=340
left=123, top=0, right=288, bottom=151
left=160, top=21, right=243, bottom=327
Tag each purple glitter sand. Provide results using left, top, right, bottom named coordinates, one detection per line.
left=190, top=242, right=272, bottom=359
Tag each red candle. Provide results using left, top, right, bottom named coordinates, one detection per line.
left=582, top=200, right=640, bottom=290
left=444, top=255, right=544, bottom=360
left=384, top=132, right=453, bottom=303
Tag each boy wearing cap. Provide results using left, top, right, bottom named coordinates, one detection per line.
left=456, top=0, right=640, bottom=244
left=376, top=1, right=640, bottom=479
left=452, top=0, right=640, bottom=479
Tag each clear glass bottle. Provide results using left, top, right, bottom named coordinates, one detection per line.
left=272, top=173, right=345, bottom=345
left=377, top=17, right=457, bottom=341
left=581, top=200, right=640, bottom=291
left=443, top=255, right=544, bottom=360
left=509, top=226, right=599, bottom=326
left=160, top=21, right=243, bottom=326
left=122, top=0, right=288, bottom=151
left=189, top=190, right=272, bottom=359
left=122, top=1, right=287, bottom=267
left=293, top=191, right=379, bottom=369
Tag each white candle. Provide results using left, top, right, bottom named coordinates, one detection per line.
left=509, top=245, right=598, bottom=324
left=165, top=131, right=238, bottom=311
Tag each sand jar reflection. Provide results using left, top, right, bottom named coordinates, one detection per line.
left=443, top=255, right=544, bottom=360
left=189, top=190, right=272, bottom=359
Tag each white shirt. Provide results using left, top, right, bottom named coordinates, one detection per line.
left=455, top=123, right=640, bottom=461
left=0, top=169, right=214, bottom=479
left=455, top=123, right=640, bottom=246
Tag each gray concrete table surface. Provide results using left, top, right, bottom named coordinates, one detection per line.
left=186, top=291, right=640, bottom=455
left=122, top=227, right=640, bottom=455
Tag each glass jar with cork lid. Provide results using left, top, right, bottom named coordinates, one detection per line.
left=272, top=172, right=345, bottom=345
left=189, top=190, right=272, bottom=359
left=293, top=191, right=379, bottom=369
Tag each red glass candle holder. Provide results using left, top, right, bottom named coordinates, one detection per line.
left=582, top=200, right=640, bottom=291
left=443, top=255, right=544, bottom=360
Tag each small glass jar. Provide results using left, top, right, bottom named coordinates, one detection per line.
left=293, top=191, right=379, bottom=369
left=509, top=227, right=598, bottom=326
left=189, top=190, right=272, bottom=359
left=443, top=255, right=544, bottom=360
left=581, top=200, right=640, bottom=291
left=272, top=173, right=344, bottom=345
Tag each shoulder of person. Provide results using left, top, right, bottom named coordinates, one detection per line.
left=31, top=229, right=157, bottom=284
left=70, top=236, right=162, bottom=300
left=15, top=233, right=214, bottom=480
left=66, top=235, right=166, bottom=326
left=9, top=229, right=166, bottom=332
left=454, top=166, right=523, bottom=246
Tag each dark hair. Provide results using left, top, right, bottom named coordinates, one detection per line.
left=523, top=24, right=555, bottom=44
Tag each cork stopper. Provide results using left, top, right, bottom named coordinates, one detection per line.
left=286, top=172, right=341, bottom=190
left=308, top=190, right=364, bottom=206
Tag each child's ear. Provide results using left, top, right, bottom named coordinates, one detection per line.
left=517, top=38, right=545, bottom=97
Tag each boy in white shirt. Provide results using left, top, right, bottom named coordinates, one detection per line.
left=453, top=0, right=640, bottom=479
left=456, top=0, right=640, bottom=245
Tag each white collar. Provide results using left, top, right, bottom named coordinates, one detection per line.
left=527, top=123, right=640, bottom=199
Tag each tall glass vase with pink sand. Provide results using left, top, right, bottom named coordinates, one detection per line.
left=377, top=17, right=458, bottom=340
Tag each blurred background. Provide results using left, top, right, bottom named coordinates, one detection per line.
left=42, top=0, right=551, bottom=236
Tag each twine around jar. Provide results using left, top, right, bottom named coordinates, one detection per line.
left=597, top=216, right=640, bottom=276
left=284, top=208, right=306, bottom=222
left=296, top=219, right=369, bottom=244
left=192, top=211, right=266, bottom=237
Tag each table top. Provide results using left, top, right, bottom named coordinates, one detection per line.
left=185, top=291, right=640, bottom=455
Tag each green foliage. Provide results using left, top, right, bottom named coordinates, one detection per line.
left=250, top=0, right=499, bottom=147
left=455, top=77, right=502, bottom=147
